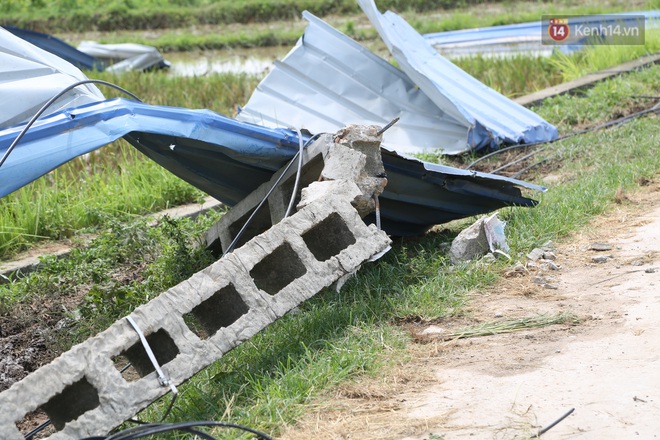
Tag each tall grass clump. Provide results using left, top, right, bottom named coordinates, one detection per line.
left=549, top=29, right=660, bottom=82
left=453, top=54, right=562, bottom=97
left=0, top=143, right=205, bottom=258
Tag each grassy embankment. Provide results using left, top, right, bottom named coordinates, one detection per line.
left=133, top=63, right=660, bottom=437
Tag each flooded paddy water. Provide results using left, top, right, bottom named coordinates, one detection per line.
left=166, top=46, right=290, bottom=76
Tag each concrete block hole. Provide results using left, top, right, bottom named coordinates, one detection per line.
left=114, top=328, right=179, bottom=381
left=302, top=212, right=356, bottom=262
left=250, top=242, right=307, bottom=295
left=183, top=283, right=249, bottom=339
left=224, top=204, right=273, bottom=255
left=35, top=376, right=100, bottom=431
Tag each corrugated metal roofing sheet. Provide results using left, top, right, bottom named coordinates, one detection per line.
left=358, top=0, right=558, bottom=153
left=236, top=12, right=469, bottom=155
left=0, top=98, right=545, bottom=235
left=238, top=8, right=557, bottom=155
left=0, top=27, right=104, bottom=130
left=424, top=11, right=659, bottom=58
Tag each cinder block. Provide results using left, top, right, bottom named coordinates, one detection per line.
left=0, top=125, right=391, bottom=440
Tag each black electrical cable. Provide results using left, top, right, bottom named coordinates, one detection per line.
left=80, top=421, right=273, bottom=440
left=23, top=420, right=52, bottom=440
left=0, top=79, right=141, bottom=171
left=530, top=407, right=575, bottom=438
left=465, top=102, right=660, bottom=171
left=473, top=102, right=660, bottom=174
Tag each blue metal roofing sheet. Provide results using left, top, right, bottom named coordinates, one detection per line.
left=0, top=99, right=544, bottom=235
left=424, top=11, right=659, bottom=54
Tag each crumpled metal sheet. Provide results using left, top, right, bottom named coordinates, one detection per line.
left=0, top=27, right=104, bottom=130
left=238, top=8, right=557, bottom=155
left=77, top=42, right=170, bottom=72
left=358, top=0, right=558, bottom=153
left=0, top=98, right=545, bottom=235
left=0, top=99, right=301, bottom=203
left=237, top=11, right=469, bottom=155
left=3, top=26, right=103, bottom=71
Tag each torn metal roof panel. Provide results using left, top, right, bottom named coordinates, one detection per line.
left=0, top=27, right=104, bottom=130
left=237, top=11, right=469, bottom=155
left=358, top=0, right=558, bottom=153
left=423, top=11, right=658, bottom=58
left=0, top=99, right=301, bottom=203
left=3, top=26, right=103, bottom=71
left=1, top=98, right=543, bottom=235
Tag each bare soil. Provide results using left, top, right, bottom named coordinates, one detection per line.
left=281, top=180, right=660, bottom=440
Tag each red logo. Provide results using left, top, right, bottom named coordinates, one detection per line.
left=548, top=18, right=570, bottom=42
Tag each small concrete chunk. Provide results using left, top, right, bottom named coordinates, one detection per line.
left=450, top=218, right=488, bottom=263
left=526, top=248, right=545, bottom=262
left=589, top=242, right=612, bottom=251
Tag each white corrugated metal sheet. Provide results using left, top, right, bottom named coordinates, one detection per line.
left=237, top=12, right=469, bottom=154
left=238, top=7, right=557, bottom=155
left=0, top=27, right=104, bottom=130
left=358, top=0, right=558, bottom=153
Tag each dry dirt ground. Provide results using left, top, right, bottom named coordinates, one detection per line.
left=282, top=180, right=660, bottom=440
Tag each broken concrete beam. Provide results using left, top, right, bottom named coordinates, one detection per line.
left=0, top=124, right=391, bottom=439
left=206, top=125, right=387, bottom=255
left=0, top=192, right=390, bottom=440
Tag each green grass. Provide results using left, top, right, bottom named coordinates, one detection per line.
left=0, top=0, right=490, bottom=33
left=2, top=65, right=657, bottom=437
left=0, top=144, right=206, bottom=257
left=7, top=0, right=655, bottom=51
left=548, top=29, right=660, bottom=82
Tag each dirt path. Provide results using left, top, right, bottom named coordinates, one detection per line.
left=282, top=181, right=660, bottom=439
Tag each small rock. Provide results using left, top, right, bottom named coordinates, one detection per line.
left=645, top=267, right=657, bottom=274
left=481, top=253, right=496, bottom=263
left=421, top=325, right=445, bottom=336
left=527, top=248, right=545, bottom=261
left=542, top=251, right=557, bottom=261
left=541, top=283, right=559, bottom=290
left=533, top=275, right=556, bottom=285
left=539, top=259, right=561, bottom=271
left=631, top=260, right=644, bottom=266
left=494, top=312, right=503, bottom=318
left=592, top=255, right=612, bottom=263
left=541, top=240, right=554, bottom=251
left=589, top=242, right=612, bottom=251
left=504, top=263, right=526, bottom=277
left=449, top=217, right=489, bottom=263
left=526, top=261, right=539, bottom=270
